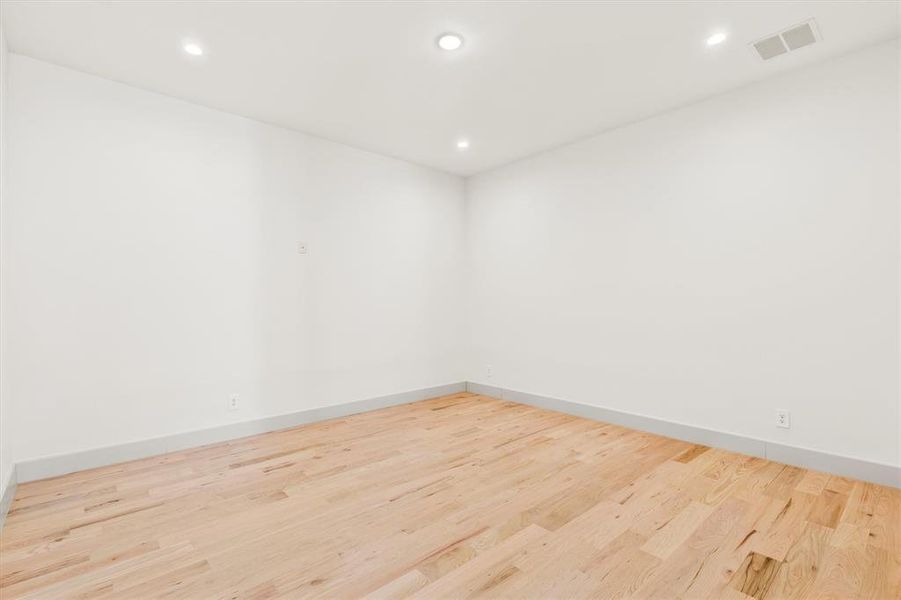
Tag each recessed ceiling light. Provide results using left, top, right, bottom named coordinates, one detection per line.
left=437, top=33, right=464, bottom=51
left=183, top=42, right=204, bottom=56
left=456, top=139, right=470, bottom=150
left=706, top=32, right=727, bottom=46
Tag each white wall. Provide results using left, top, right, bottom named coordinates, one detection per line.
left=3, top=40, right=898, bottom=476
left=5, top=55, right=466, bottom=464
left=0, top=21, right=12, bottom=499
left=895, top=19, right=901, bottom=480
left=466, top=41, right=899, bottom=466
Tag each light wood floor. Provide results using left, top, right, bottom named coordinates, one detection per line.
left=0, top=393, right=898, bottom=599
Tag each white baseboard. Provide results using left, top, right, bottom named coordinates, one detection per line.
left=467, top=382, right=900, bottom=489
left=0, top=466, right=17, bottom=531
left=8, top=380, right=898, bottom=498
left=14, top=382, right=467, bottom=484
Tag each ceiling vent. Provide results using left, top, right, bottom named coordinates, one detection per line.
left=751, top=20, right=820, bottom=61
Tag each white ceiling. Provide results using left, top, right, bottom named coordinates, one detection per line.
left=1, top=1, right=897, bottom=176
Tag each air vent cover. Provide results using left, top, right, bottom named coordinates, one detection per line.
left=752, top=19, right=820, bottom=61
left=754, top=36, right=788, bottom=60
left=782, top=23, right=817, bottom=50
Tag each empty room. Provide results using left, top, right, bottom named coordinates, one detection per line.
left=0, top=1, right=898, bottom=598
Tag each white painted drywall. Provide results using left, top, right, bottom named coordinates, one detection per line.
left=897, top=31, right=901, bottom=470
left=4, top=55, right=466, bottom=464
left=466, top=41, right=900, bottom=467
left=3, top=40, right=899, bottom=476
left=0, top=21, right=13, bottom=500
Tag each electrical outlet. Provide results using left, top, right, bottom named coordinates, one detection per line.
left=297, top=242, right=308, bottom=255
left=776, top=409, right=790, bottom=429
left=487, top=365, right=493, bottom=379
left=228, top=395, right=240, bottom=412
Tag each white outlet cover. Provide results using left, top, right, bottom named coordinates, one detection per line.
left=776, top=409, right=791, bottom=429
left=228, top=395, right=239, bottom=411
left=297, top=242, right=308, bottom=254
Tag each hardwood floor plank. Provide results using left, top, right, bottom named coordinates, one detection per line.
left=729, top=552, right=781, bottom=599
left=640, top=500, right=714, bottom=559
left=808, top=489, right=849, bottom=529
left=765, top=522, right=832, bottom=599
